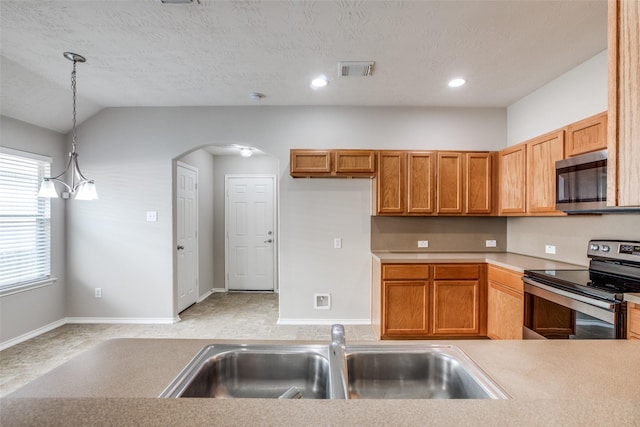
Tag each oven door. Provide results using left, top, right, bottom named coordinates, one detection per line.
left=522, top=278, right=624, bottom=339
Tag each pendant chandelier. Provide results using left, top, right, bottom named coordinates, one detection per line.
left=37, top=52, right=98, bottom=200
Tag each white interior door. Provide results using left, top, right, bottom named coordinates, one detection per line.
left=226, top=175, right=275, bottom=291
left=177, top=163, right=198, bottom=312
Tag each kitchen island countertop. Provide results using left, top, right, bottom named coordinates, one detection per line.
left=2, top=338, right=639, bottom=426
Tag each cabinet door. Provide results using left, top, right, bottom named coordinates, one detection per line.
left=376, top=151, right=406, bottom=214
left=407, top=152, right=435, bottom=214
left=629, top=302, right=640, bottom=340
left=335, top=150, right=375, bottom=175
left=487, top=281, right=524, bottom=340
left=436, top=152, right=464, bottom=214
left=290, top=150, right=332, bottom=176
left=431, top=280, right=481, bottom=335
left=382, top=280, right=429, bottom=337
left=565, top=112, right=608, bottom=157
left=608, top=0, right=640, bottom=207
left=498, top=145, right=526, bottom=214
left=465, top=152, right=493, bottom=214
left=526, top=131, right=564, bottom=213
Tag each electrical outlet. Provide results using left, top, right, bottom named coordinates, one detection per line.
left=95, top=288, right=102, bottom=298
left=314, top=293, right=331, bottom=310
left=485, top=240, right=497, bottom=248
left=417, top=240, right=429, bottom=248
left=545, top=245, right=556, bottom=255
left=146, top=211, right=158, bottom=222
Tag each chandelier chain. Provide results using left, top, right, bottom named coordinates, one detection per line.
left=71, top=60, right=78, bottom=151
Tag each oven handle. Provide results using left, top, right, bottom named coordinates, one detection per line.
left=522, top=277, right=616, bottom=310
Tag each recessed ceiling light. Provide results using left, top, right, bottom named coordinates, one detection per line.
left=311, top=75, right=329, bottom=89
left=239, top=147, right=253, bottom=158
left=448, top=78, right=466, bottom=88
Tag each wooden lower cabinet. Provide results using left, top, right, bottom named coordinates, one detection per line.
left=380, top=263, right=487, bottom=339
left=628, top=302, right=640, bottom=340
left=382, top=281, right=429, bottom=337
left=487, top=265, right=524, bottom=340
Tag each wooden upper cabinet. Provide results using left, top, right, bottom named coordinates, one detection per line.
left=498, top=145, right=527, bottom=214
left=565, top=112, right=608, bottom=157
left=290, top=150, right=332, bottom=175
left=608, top=0, right=640, bottom=207
left=290, top=149, right=375, bottom=177
left=526, top=130, right=565, bottom=213
left=376, top=151, right=406, bottom=214
left=334, top=150, right=376, bottom=174
left=436, top=152, right=464, bottom=214
left=466, top=152, right=493, bottom=214
left=407, top=152, right=435, bottom=214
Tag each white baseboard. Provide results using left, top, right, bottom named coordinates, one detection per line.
left=197, top=288, right=215, bottom=302
left=0, top=318, right=67, bottom=351
left=277, top=318, right=371, bottom=326
left=67, top=317, right=179, bottom=325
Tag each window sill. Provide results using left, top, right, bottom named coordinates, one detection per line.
left=0, top=278, right=58, bottom=298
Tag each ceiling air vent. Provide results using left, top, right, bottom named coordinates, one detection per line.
left=339, top=61, right=375, bottom=77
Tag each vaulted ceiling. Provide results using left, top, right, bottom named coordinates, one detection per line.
left=0, top=0, right=607, bottom=133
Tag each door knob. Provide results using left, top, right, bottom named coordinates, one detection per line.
left=177, top=245, right=184, bottom=250
left=264, top=239, right=273, bottom=243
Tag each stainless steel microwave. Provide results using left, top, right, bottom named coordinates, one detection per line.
left=555, top=150, right=607, bottom=212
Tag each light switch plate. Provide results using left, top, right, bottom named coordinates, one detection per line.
left=333, top=238, right=342, bottom=249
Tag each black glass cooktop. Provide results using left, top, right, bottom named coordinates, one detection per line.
left=524, top=268, right=640, bottom=301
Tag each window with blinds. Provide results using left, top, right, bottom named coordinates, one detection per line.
left=0, top=147, right=52, bottom=291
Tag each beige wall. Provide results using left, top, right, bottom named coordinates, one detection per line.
left=371, top=216, right=507, bottom=253
left=508, top=215, right=640, bottom=267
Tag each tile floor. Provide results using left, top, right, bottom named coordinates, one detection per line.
left=0, top=292, right=377, bottom=398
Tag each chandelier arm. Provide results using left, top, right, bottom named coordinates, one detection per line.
left=45, top=153, right=74, bottom=181
left=46, top=177, right=73, bottom=193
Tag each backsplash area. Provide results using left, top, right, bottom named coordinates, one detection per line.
left=371, top=217, right=507, bottom=252
left=507, top=214, right=640, bottom=267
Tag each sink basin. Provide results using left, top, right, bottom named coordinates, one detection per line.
left=159, top=344, right=331, bottom=399
left=346, top=345, right=509, bottom=399
left=161, top=328, right=509, bottom=400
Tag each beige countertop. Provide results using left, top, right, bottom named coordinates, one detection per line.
left=625, top=293, right=640, bottom=304
left=372, top=251, right=585, bottom=272
left=2, top=338, right=639, bottom=425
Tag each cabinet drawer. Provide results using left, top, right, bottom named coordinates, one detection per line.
left=382, top=264, right=429, bottom=280
left=433, top=264, right=481, bottom=280
left=488, top=265, right=523, bottom=292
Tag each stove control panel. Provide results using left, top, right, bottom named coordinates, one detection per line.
left=588, top=240, right=640, bottom=262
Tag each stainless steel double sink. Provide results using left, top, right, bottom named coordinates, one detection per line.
left=160, top=326, right=509, bottom=400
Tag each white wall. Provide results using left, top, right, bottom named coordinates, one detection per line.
left=177, top=149, right=215, bottom=299
left=0, top=116, right=67, bottom=345
left=506, top=50, right=640, bottom=265
left=65, top=106, right=506, bottom=322
left=507, top=50, right=608, bottom=146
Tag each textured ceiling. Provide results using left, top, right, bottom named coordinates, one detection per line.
left=0, top=0, right=607, bottom=133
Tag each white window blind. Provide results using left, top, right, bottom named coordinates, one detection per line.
left=0, top=148, right=52, bottom=289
